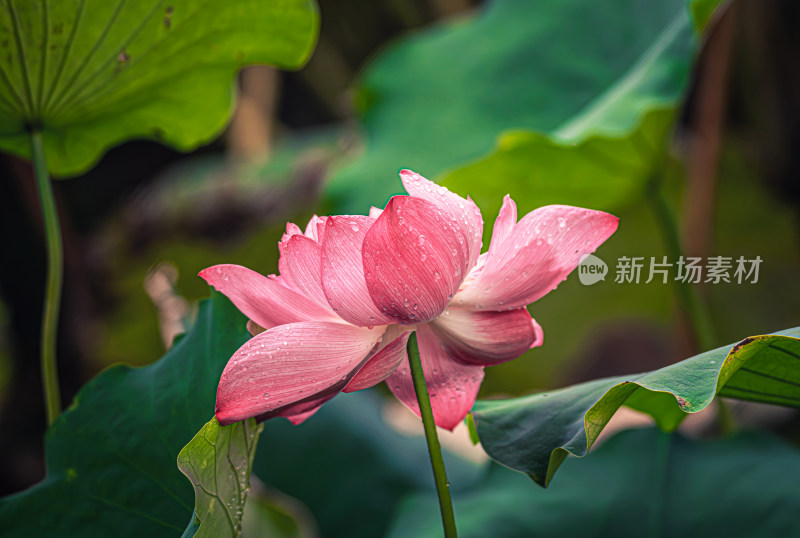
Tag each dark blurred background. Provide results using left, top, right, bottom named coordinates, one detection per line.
left=1, top=0, right=799, bottom=496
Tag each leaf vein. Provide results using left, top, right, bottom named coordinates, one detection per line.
left=6, top=0, right=34, bottom=116
left=45, top=0, right=128, bottom=116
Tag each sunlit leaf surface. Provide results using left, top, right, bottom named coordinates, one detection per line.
left=0, top=0, right=318, bottom=176
left=178, top=417, right=262, bottom=538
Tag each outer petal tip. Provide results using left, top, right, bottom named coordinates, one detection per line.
left=214, top=406, right=237, bottom=427
left=531, top=318, right=543, bottom=348
left=198, top=266, right=215, bottom=283
left=399, top=168, right=420, bottom=180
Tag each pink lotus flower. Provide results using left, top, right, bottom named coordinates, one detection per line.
left=201, top=170, right=618, bottom=430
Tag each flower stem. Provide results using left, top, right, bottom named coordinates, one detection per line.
left=407, top=332, right=458, bottom=538
left=30, top=130, right=63, bottom=425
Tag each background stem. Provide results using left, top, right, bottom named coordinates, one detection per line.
left=407, top=332, right=458, bottom=538
left=30, top=131, right=63, bottom=425
left=647, top=177, right=717, bottom=352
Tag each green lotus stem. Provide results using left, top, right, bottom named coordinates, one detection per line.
left=647, top=177, right=717, bottom=352
left=30, top=130, right=63, bottom=425
left=407, top=332, right=458, bottom=538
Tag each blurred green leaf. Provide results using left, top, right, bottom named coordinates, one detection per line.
left=0, top=0, right=318, bottom=176
left=0, top=292, right=249, bottom=536
left=178, top=417, right=262, bottom=538
left=240, top=484, right=316, bottom=538
left=253, top=390, right=483, bottom=538
left=472, top=327, right=800, bottom=486
left=326, top=0, right=718, bottom=218
left=386, top=427, right=800, bottom=538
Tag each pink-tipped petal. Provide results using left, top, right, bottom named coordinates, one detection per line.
left=400, top=169, right=483, bottom=270
left=278, top=235, right=331, bottom=310
left=275, top=394, right=335, bottom=425
left=386, top=324, right=484, bottom=431
left=284, top=222, right=303, bottom=241
left=304, top=215, right=326, bottom=242
left=531, top=318, right=544, bottom=349
left=321, top=216, right=393, bottom=326
left=215, top=322, right=382, bottom=425
left=343, top=326, right=410, bottom=392
left=200, top=264, right=339, bottom=330
left=282, top=407, right=321, bottom=425
left=369, top=206, right=384, bottom=219
left=363, top=196, right=469, bottom=324
left=488, top=195, right=517, bottom=258
left=454, top=205, right=619, bottom=310
left=431, top=307, right=538, bottom=366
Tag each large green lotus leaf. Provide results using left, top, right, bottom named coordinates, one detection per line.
left=472, top=327, right=800, bottom=487
left=325, top=0, right=712, bottom=216
left=0, top=0, right=318, bottom=176
left=440, top=109, right=677, bottom=244
left=0, top=291, right=250, bottom=537
left=386, top=427, right=800, bottom=538
left=178, top=417, right=263, bottom=538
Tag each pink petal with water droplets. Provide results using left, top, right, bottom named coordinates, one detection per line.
left=344, top=326, right=410, bottom=392
left=363, top=196, right=469, bottom=324
left=278, top=235, right=332, bottom=310
left=454, top=205, right=618, bottom=310
left=431, top=307, right=538, bottom=366
left=488, top=195, right=517, bottom=258
left=304, top=215, right=326, bottom=242
left=400, top=169, right=483, bottom=270
left=199, top=264, right=339, bottom=330
left=386, top=324, right=484, bottom=431
left=215, top=322, right=382, bottom=425
left=321, top=216, right=393, bottom=326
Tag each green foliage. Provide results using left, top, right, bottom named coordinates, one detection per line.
left=0, top=289, right=481, bottom=537
left=386, top=427, right=800, bottom=537
left=0, top=0, right=318, bottom=176
left=472, top=327, right=800, bottom=487
left=0, top=292, right=249, bottom=537
left=178, top=417, right=263, bottom=538
left=326, top=0, right=717, bottom=222
left=253, top=391, right=483, bottom=538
